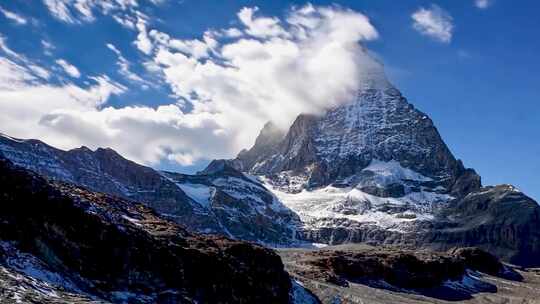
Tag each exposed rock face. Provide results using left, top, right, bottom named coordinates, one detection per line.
left=281, top=245, right=502, bottom=289
left=0, top=134, right=298, bottom=245
left=0, top=157, right=292, bottom=303
left=0, top=134, right=197, bottom=222
left=428, top=185, right=540, bottom=267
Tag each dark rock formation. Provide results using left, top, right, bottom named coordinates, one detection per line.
left=279, top=245, right=531, bottom=304
left=280, top=245, right=503, bottom=290
left=0, top=157, right=291, bottom=303
left=429, top=185, right=540, bottom=267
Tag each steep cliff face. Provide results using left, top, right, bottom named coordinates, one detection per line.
left=0, top=157, right=292, bottom=303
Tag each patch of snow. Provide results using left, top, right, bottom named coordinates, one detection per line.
left=0, top=241, right=92, bottom=302
left=176, top=183, right=213, bottom=208
left=121, top=215, right=142, bottom=226
left=363, top=159, right=432, bottom=183
left=443, top=270, right=493, bottom=293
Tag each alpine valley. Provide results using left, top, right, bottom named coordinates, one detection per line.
left=1, top=55, right=539, bottom=303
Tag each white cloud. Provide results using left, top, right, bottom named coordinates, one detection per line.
left=134, top=17, right=153, bottom=54
left=0, top=6, right=27, bottom=25
left=131, top=5, right=380, bottom=163
left=41, top=40, right=55, bottom=56
left=42, top=0, right=145, bottom=24
left=475, top=0, right=492, bottom=9
left=412, top=5, right=453, bottom=43
left=0, top=34, right=24, bottom=60
left=1, top=5, right=381, bottom=168
left=43, top=0, right=77, bottom=23
left=38, top=105, right=229, bottom=166
left=0, top=56, right=126, bottom=150
left=237, top=7, right=289, bottom=38
left=223, top=28, right=243, bottom=38
left=55, top=59, right=81, bottom=78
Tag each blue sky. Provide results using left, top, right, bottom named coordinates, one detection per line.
left=0, top=0, right=538, bottom=200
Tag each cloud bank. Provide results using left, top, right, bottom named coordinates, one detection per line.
left=0, top=4, right=380, bottom=167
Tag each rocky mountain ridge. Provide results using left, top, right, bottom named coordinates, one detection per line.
left=0, top=134, right=298, bottom=245
left=0, top=156, right=294, bottom=303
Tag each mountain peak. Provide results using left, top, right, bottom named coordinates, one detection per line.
left=232, top=77, right=468, bottom=194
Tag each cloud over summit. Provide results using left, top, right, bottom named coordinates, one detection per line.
left=0, top=4, right=381, bottom=168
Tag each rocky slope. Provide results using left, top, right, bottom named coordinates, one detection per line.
left=0, top=156, right=293, bottom=303
left=0, top=134, right=298, bottom=245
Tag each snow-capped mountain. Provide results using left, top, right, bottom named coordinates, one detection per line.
left=223, top=61, right=476, bottom=241
left=233, top=64, right=468, bottom=194
left=222, top=59, right=540, bottom=266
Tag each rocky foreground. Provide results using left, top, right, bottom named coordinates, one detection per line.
left=0, top=157, right=292, bottom=303
left=281, top=244, right=540, bottom=304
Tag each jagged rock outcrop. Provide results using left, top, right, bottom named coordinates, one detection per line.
left=0, top=134, right=197, bottom=222
left=0, top=157, right=292, bottom=303
left=282, top=245, right=503, bottom=289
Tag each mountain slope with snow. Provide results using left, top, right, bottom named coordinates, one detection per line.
left=0, top=134, right=298, bottom=245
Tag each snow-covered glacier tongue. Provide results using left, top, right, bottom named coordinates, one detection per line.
left=260, top=159, right=453, bottom=236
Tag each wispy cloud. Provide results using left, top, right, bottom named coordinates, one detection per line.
left=474, top=0, right=492, bottom=9
left=106, top=43, right=150, bottom=87
left=42, top=0, right=147, bottom=24
left=55, top=59, right=81, bottom=78
left=134, top=16, right=153, bottom=54
left=237, top=7, right=289, bottom=38
left=41, top=40, right=55, bottom=56
left=412, top=5, right=454, bottom=43
left=0, top=6, right=27, bottom=25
